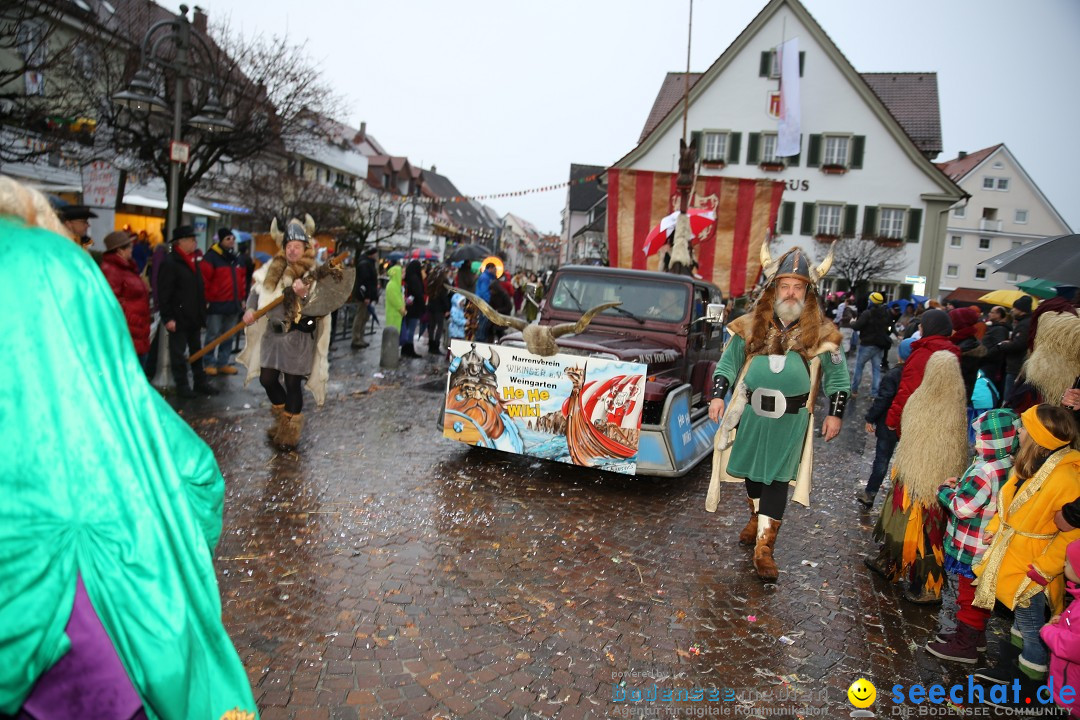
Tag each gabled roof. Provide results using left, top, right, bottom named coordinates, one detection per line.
left=861, top=73, right=942, bottom=156
left=639, top=73, right=702, bottom=143
left=505, top=213, right=541, bottom=240
left=638, top=71, right=944, bottom=158
left=935, top=144, right=1003, bottom=181
left=421, top=168, right=463, bottom=200
left=567, top=163, right=607, bottom=212
left=936, top=144, right=1071, bottom=230
left=618, top=0, right=961, bottom=198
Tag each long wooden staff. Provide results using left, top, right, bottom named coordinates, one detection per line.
left=189, top=251, right=350, bottom=364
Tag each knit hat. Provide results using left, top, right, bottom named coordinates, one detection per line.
left=216, top=227, right=234, bottom=242
left=1013, top=295, right=1033, bottom=313
left=920, top=308, right=952, bottom=337
left=869, top=292, right=884, bottom=305
left=1067, top=539, right=1080, bottom=580
left=898, top=337, right=915, bottom=361
left=949, top=306, right=980, bottom=331
left=171, top=224, right=196, bottom=242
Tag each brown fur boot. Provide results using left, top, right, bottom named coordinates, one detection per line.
left=274, top=412, right=304, bottom=451
left=267, top=404, right=285, bottom=440
left=753, top=515, right=782, bottom=582
left=738, top=496, right=759, bottom=546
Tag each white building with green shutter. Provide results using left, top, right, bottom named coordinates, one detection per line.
left=613, top=0, right=964, bottom=299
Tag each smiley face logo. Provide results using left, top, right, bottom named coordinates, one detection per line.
left=848, top=678, right=876, bottom=708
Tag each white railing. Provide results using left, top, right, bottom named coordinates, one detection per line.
left=980, top=218, right=1003, bottom=232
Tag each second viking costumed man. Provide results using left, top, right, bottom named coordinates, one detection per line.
left=239, top=215, right=343, bottom=450
left=706, top=246, right=851, bottom=582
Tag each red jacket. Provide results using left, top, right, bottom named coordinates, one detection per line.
left=200, top=243, right=246, bottom=312
left=885, top=334, right=961, bottom=432
left=100, top=252, right=151, bottom=355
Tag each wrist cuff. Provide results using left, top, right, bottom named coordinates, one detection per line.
left=829, top=391, right=850, bottom=419
left=711, top=375, right=730, bottom=400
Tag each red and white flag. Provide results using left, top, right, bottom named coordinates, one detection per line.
left=605, top=169, right=784, bottom=298
left=776, top=37, right=801, bottom=157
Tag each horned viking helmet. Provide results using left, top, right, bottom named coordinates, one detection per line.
left=759, top=243, right=833, bottom=287
left=269, top=214, right=316, bottom=249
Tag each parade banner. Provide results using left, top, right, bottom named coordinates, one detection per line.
left=443, top=340, right=647, bottom=475
left=605, top=170, right=784, bottom=298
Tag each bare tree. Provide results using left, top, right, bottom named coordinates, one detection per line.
left=823, top=235, right=909, bottom=294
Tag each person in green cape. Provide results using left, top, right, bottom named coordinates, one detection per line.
left=0, top=181, right=257, bottom=719
left=705, top=245, right=850, bottom=582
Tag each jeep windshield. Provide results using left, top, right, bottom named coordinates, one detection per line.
left=549, top=274, right=689, bottom=324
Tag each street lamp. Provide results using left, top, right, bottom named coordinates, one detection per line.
left=113, top=3, right=233, bottom=241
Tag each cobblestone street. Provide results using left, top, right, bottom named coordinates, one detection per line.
left=176, top=338, right=1015, bottom=719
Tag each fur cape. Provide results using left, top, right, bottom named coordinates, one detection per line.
left=1022, top=311, right=1080, bottom=420
left=236, top=252, right=339, bottom=406
left=893, top=350, right=970, bottom=505
left=727, top=284, right=843, bottom=358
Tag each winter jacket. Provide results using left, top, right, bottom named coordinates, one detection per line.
left=852, top=304, right=892, bottom=349
left=384, top=265, right=404, bottom=332
left=156, top=247, right=206, bottom=330
left=490, top=278, right=513, bottom=315
left=403, top=261, right=427, bottom=320
left=1001, top=313, right=1032, bottom=375
left=200, top=243, right=246, bottom=314
left=865, top=364, right=903, bottom=426
left=1041, top=582, right=1080, bottom=718
left=449, top=293, right=466, bottom=339
left=100, top=251, right=151, bottom=355
left=475, top=269, right=495, bottom=303
left=886, top=335, right=962, bottom=431
left=353, top=256, right=379, bottom=303
left=974, top=449, right=1080, bottom=614
left=979, top=320, right=1011, bottom=382
left=938, top=408, right=1019, bottom=566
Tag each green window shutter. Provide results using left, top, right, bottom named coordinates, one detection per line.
left=807, top=134, right=822, bottom=167
left=690, top=131, right=702, bottom=161
left=862, top=206, right=878, bottom=237
left=906, top=208, right=923, bottom=243
left=800, top=202, right=816, bottom=236
left=799, top=51, right=805, bottom=77
left=727, top=132, right=742, bottom=164
left=760, top=51, right=771, bottom=77
left=851, top=135, right=866, bottom=169
left=843, top=205, right=858, bottom=237
left=787, top=134, right=801, bottom=166
left=747, top=133, right=761, bottom=164
left=780, top=201, right=795, bottom=235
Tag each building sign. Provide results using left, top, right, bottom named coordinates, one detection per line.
left=80, top=161, right=121, bottom=209
left=443, top=341, right=646, bottom=475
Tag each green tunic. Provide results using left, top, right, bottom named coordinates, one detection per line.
left=0, top=217, right=257, bottom=718
left=716, top=333, right=849, bottom=484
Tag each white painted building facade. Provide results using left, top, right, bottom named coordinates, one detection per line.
left=613, top=0, right=964, bottom=298
left=938, top=144, right=1071, bottom=294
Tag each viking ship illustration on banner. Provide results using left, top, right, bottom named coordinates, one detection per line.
left=442, top=340, right=647, bottom=475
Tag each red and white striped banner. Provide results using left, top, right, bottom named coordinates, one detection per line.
left=605, top=170, right=785, bottom=298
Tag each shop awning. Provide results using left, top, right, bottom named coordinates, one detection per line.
left=122, top=194, right=220, bottom=218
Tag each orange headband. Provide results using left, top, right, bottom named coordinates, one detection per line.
left=1021, top=406, right=1068, bottom=450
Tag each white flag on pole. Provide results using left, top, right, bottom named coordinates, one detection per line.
left=776, top=37, right=800, bottom=157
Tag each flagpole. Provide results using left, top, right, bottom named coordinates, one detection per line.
left=682, top=0, right=693, bottom=143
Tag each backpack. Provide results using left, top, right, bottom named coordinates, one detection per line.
left=971, top=369, right=999, bottom=411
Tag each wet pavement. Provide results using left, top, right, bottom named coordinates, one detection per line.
left=172, top=332, right=1025, bottom=719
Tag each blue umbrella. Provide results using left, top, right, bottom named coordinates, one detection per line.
left=254, top=251, right=271, bottom=263
left=386, top=251, right=406, bottom=262
left=909, top=294, right=928, bottom=305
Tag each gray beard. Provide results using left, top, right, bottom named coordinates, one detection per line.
left=774, top=298, right=805, bottom=325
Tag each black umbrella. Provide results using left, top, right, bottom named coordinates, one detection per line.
left=979, top=233, right=1080, bottom=284
left=447, top=243, right=493, bottom=263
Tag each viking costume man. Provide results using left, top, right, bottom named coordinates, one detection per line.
left=706, top=246, right=850, bottom=582
left=238, top=215, right=345, bottom=451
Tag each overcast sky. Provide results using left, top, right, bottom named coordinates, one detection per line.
left=205, top=0, right=1079, bottom=235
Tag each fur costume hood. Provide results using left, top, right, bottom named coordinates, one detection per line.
left=893, top=350, right=970, bottom=505
left=727, top=287, right=842, bottom=359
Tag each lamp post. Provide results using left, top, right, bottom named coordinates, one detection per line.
left=113, top=4, right=232, bottom=389
left=113, top=3, right=233, bottom=243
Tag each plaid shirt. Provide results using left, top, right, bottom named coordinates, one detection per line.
left=938, top=409, right=1019, bottom=567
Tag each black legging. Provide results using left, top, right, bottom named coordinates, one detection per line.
left=745, top=479, right=790, bottom=520
left=260, top=367, right=304, bottom=414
